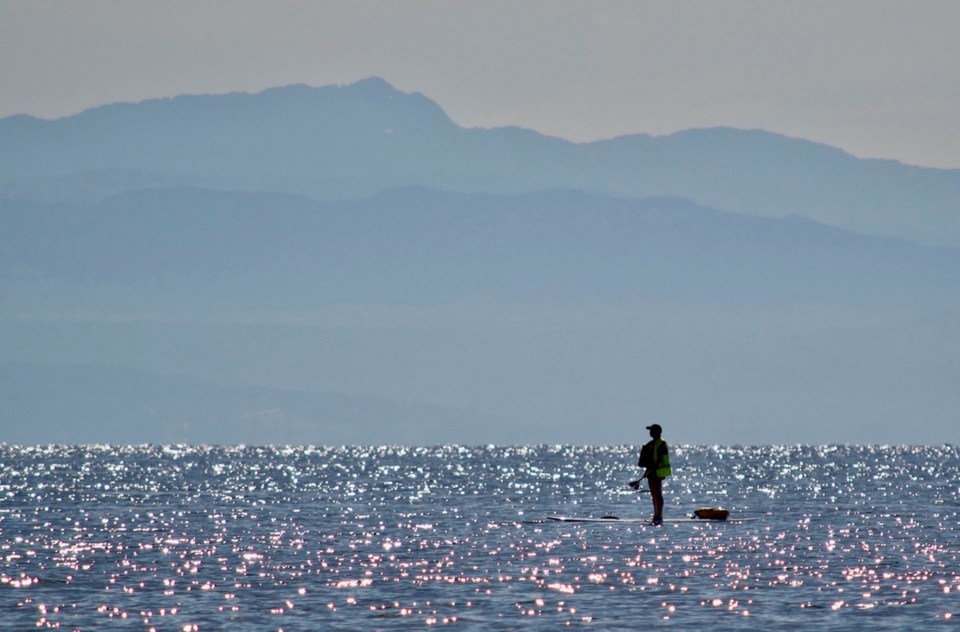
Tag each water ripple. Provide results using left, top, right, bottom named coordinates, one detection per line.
left=1, top=445, right=958, bottom=629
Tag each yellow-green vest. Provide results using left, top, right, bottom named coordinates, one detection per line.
left=654, top=438, right=672, bottom=478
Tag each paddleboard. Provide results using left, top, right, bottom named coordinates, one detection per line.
left=547, top=515, right=758, bottom=524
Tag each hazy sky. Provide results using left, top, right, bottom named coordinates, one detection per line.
left=2, top=1, right=959, bottom=169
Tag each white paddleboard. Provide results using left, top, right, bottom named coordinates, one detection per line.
left=547, top=515, right=758, bottom=524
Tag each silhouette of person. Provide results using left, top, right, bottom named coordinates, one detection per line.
left=638, top=423, right=671, bottom=524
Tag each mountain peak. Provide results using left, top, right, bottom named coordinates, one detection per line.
left=348, top=76, right=397, bottom=94
left=257, top=77, right=398, bottom=99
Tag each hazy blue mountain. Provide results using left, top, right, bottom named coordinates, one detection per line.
left=0, top=362, right=509, bottom=445
left=3, top=186, right=957, bottom=310
left=2, top=187, right=958, bottom=445
left=3, top=313, right=957, bottom=446
left=2, top=78, right=959, bottom=247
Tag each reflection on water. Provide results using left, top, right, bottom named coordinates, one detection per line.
left=1, top=445, right=958, bottom=629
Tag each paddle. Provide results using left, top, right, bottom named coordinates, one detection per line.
left=628, top=474, right=650, bottom=492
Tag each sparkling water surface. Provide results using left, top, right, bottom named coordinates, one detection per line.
left=2, top=445, right=959, bottom=630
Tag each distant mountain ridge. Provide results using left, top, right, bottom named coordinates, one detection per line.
left=2, top=186, right=958, bottom=445
left=4, top=187, right=956, bottom=310
left=2, top=77, right=959, bottom=247
left=0, top=362, right=505, bottom=445
left=3, top=79, right=959, bottom=445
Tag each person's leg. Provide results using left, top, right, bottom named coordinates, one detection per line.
left=648, top=476, right=663, bottom=523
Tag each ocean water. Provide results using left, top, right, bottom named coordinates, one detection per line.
left=1, top=444, right=959, bottom=630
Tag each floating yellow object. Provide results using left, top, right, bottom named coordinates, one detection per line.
left=693, top=507, right=730, bottom=520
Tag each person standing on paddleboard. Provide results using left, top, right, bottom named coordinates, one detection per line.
left=637, top=424, right=671, bottom=525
